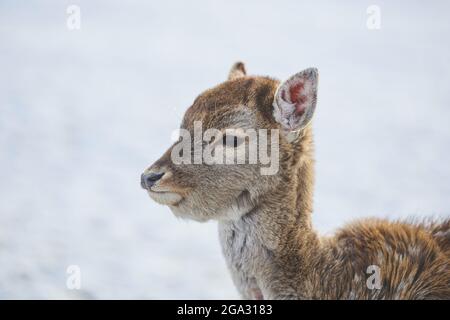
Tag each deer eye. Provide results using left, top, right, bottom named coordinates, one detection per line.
left=222, top=134, right=243, bottom=148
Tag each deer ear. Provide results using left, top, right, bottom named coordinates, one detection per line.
left=228, top=62, right=247, bottom=80
left=273, top=68, right=318, bottom=132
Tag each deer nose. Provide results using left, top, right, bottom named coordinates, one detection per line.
left=141, top=172, right=165, bottom=189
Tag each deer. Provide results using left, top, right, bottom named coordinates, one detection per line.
left=141, top=62, right=450, bottom=299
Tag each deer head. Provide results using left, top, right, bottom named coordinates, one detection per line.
left=141, top=62, right=318, bottom=222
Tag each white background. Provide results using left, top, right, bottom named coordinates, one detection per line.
left=0, top=0, right=449, bottom=299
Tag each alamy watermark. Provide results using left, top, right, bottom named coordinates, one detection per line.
left=66, top=5, right=81, bottom=30
left=170, top=121, right=280, bottom=175
left=366, top=265, right=382, bottom=290
left=366, top=5, right=381, bottom=30
left=66, top=265, right=81, bottom=290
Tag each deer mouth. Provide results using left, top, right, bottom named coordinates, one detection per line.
left=147, top=190, right=184, bottom=206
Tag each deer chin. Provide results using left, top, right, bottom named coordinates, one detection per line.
left=168, top=189, right=254, bottom=223
left=147, top=190, right=183, bottom=206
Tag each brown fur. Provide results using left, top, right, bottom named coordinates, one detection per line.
left=142, top=63, right=450, bottom=299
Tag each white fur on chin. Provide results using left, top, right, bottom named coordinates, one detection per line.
left=147, top=191, right=183, bottom=206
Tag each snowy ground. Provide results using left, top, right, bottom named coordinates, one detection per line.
left=0, top=0, right=449, bottom=299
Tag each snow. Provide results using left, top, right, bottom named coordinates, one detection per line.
left=0, top=0, right=449, bottom=299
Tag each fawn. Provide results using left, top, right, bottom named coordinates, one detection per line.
left=141, top=62, right=450, bottom=299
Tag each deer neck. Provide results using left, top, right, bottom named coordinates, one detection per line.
left=218, top=127, right=320, bottom=298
